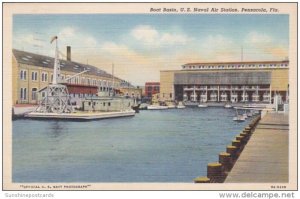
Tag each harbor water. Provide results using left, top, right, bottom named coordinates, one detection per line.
left=13, top=107, right=251, bottom=182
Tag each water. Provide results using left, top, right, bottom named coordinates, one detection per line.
left=12, top=107, right=250, bottom=182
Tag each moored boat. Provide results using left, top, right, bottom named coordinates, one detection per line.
left=176, top=101, right=186, bottom=109
left=147, top=105, right=168, bottom=110
left=198, top=104, right=208, bottom=108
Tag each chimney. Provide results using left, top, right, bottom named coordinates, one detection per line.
left=67, top=46, right=71, bottom=61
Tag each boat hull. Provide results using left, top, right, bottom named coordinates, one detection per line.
left=25, top=110, right=135, bottom=120
left=147, top=105, right=168, bottom=110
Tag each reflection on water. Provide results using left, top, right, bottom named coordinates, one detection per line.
left=13, top=107, right=250, bottom=182
left=49, top=121, right=64, bottom=138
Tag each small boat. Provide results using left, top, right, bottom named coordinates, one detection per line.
left=147, top=105, right=168, bottom=110
left=176, top=102, right=186, bottom=109
left=167, top=104, right=176, bottom=109
left=233, top=115, right=246, bottom=122
left=224, top=103, right=232, bottom=108
left=233, top=108, right=246, bottom=122
left=198, top=104, right=208, bottom=108
left=183, top=101, right=199, bottom=107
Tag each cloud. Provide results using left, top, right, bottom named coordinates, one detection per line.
left=131, top=25, right=191, bottom=46
left=131, top=25, right=159, bottom=43
left=246, top=31, right=273, bottom=44
left=244, top=32, right=288, bottom=60
left=59, top=27, right=76, bottom=38
left=57, top=26, right=98, bottom=48
left=101, top=42, right=149, bottom=64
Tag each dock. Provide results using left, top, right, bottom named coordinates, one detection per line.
left=225, top=112, right=289, bottom=183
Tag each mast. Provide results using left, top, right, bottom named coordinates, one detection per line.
left=51, top=36, right=60, bottom=85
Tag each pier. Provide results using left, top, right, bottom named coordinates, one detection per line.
left=225, top=112, right=289, bottom=182
left=194, top=111, right=289, bottom=183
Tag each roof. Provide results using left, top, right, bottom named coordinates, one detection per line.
left=12, top=49, right=119, bottom=80
left=183, top=60, right=289, bottom=66
left=174, top=71, right=271, bottom=85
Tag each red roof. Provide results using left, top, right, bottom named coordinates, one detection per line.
left=64, top=83, right=98, bottom=94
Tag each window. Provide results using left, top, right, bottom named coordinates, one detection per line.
left=41, top=72, right=48, bottom=82
left=20, top=70, right=27, bottom=80
left=108, top=102, right=111, bottom=106
left=31, top=71, right=38, bottom=81
left=20, top=88, right=27, bottom=100
left=51, top=74, right=53, bottom=82
left=31, top=88, right=37, bottom=100
left=42, top=91, right=46, bottom=98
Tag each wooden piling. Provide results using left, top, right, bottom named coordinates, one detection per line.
left=194, top=176, right=210, bottom=183
left=207, top=162, right=223, bottom=182
left=219, top=152, right=232, bottom=172
left=226, top=145, right=238, bottom=160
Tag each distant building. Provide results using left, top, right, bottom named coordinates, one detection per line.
left=160, top=61, right=289, bottom=103
left=12, top=48, right=140, bottom=105
left=145, top=82, right=160, bottom=98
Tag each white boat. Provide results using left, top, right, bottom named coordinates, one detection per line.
left=176, top=102, right=186, bottom=109
left=233, top=115, right=246, bottom=122
left=167, top=104, right=176, bottom=109
left=224, top=103, right=232, bottom=108
left=184, top=101, right=199, bottom=106
left=233, top=108, right=246, bottom=122
left=198, top=104, right=208, bottom=108
left=147, top=105, right=168, bottom=110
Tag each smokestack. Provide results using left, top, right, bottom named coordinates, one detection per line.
left=67, top=46, right=71, bottom=61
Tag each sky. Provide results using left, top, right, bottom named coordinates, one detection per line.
left=13, top=14, right=289, bottom=86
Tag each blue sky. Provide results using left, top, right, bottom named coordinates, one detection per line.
left=13, top=14, right=289, bottom=85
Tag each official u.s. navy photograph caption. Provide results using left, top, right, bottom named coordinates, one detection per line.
left=1, top=1, right=298, bottom=198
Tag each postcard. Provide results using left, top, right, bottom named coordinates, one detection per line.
left=2, top=2, right=297, bottom=191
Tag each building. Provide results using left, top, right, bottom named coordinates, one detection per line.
left=12, top=49, right=140, bottom=105
left=160, top=61, right=289, bottom=103
left=144, top=82, right=160, bottom=98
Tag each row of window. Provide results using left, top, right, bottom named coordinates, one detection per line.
left=146, top=86, right=160, bottom=92
left=21, top=70, right=52, bottom=82
left=20, top=87, right=37, bottom=101
left=20, top=69, right=119, bottom=87
left=182, top=63, right=289, bottom=70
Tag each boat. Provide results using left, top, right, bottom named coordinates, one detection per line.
left=147, top=105, right=168, bottom=110
left=26, top=36, right=135, bottom=120
left=176, top=101, right=186, bottom=109
left=184, top=101, right=199, bottom=107
left=167, top=103, right=176, bottom=109
left=233, top=108, right=246, bottom=122
left=233, top=115, right=246, bottom=122
left=139, top=103, right=149, bottom=110
left=224, top=103, right=232, bottom=108
left=198, top=104, right=208, bottom=108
